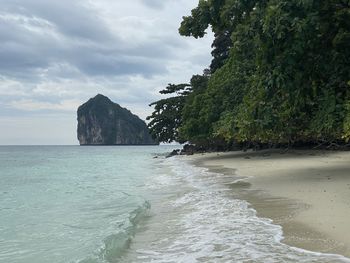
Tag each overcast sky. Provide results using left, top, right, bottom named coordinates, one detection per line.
left=0, top=0, right=212, bottom=145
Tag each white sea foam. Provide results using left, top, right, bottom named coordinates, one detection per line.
left=133, top=157, right=350, bottom=263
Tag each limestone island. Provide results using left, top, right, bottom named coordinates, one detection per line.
left=77, top=94, right=158, bottom=145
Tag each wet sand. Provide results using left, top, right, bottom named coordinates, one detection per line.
left=191, top=150, right=350, bottom=258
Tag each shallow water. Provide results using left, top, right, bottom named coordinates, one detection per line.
left=1, top=146, right=349, bottom=263
left=0, top=146, right=172, bottom=263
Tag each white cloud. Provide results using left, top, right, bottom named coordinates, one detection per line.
left=0, top=77, right=29, bottom=96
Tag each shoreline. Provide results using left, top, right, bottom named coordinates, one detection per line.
left=190, top=149, right=350, bottom=258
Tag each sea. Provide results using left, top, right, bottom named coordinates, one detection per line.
left=0, top=145, right=349, bottom=263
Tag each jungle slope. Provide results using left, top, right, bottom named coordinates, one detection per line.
left=148, top=1, right=350, bottom=150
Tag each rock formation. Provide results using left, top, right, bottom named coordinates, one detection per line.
left=77, top=94, right=157, bottom=145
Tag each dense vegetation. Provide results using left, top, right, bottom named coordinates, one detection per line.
left=148, top=0, right=350, bottom=150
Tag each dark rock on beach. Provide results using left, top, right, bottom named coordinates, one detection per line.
left=77, top=94, right=158, bottom=145
left=166, top=149, right=180, bottom=158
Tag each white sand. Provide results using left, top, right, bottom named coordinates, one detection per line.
left=193, top=150, right=350, bottom=257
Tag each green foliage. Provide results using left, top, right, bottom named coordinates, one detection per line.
left=179, top=75, right=210, bottom=143
left=147, top=84, right=191, bottom=143
left=179, top=0, right=211, bottom=38
left=149, top=0, right=350, bottom=147
left=343, top=100, right=350, bottom=142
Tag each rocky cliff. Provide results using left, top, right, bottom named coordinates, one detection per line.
left=77, top=94, right=157, bottom=145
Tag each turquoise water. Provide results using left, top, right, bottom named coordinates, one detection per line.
left=1, top=146, right=350, bottom=263
left=0, top=146, right=173, bottom=263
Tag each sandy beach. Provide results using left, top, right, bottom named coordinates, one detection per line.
left=192, top=150, right=350, bottom=258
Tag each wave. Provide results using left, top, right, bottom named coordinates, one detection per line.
left=78, top=200, right=151, bottom=263
left=131, top=157, right=350, bottom=263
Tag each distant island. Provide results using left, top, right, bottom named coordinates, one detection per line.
left=77, top=94, right=157, bottom=145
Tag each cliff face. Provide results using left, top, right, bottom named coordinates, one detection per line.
left=77, top=94, right=157, bottom=145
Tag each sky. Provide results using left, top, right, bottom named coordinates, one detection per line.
left=0, top=0, right=213, bottom=145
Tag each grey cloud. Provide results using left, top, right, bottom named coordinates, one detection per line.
left=0, top=0, right=188, bottom=81
left=2, top=0, right=113, bottom=41
left=75, top=55, right=167, bottom=77
left=141, top=0, right=173, bottom=9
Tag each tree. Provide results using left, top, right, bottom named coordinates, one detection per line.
left=179, top=75, right=210, bottom=144
left=147, top=84, right=191, bottom=143
left=149, top=0, right=350, bottom=148
left=210, top=31, right=232, bottom=72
